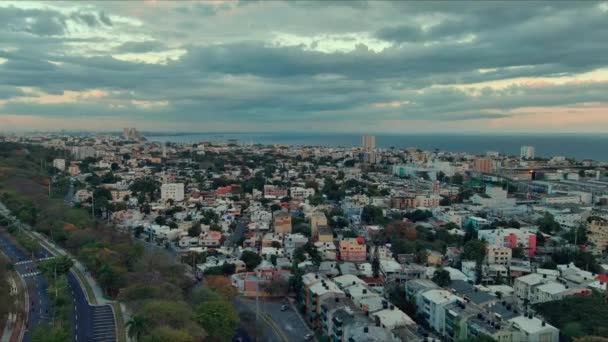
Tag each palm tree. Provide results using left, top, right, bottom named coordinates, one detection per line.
left=125, top=314, right=149, bottom=341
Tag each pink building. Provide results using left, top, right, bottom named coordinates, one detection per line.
left=264, top=185, right=288, bottom=199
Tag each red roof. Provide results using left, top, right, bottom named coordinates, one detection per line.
left=597, top=274, right=608, bottom=283
left=356, top=236, right=365, bottom=244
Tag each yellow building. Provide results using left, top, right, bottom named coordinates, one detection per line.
left=273, top=211, right=292, bottom=234
left=310, top=212, right=328, bottom=240
left=317, top=226, right=333, bottom=243
left=486, top=246, right=512, bottom=265
left=589, top=220, right=608, bottom=254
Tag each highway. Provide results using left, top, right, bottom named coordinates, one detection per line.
left=0, top=230, right=117, bottom=342
left=0, top=231, right=51, bottom=342
left=1, top=200, right=117, bottom=342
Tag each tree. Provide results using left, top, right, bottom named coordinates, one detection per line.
left=432, top=268, right=452, bottom=287
left=512, top=245, right=526, bottom=259
left=39, top=255, right=73, bottom=276
left=462, top=240, right=487, bottom=262
left=371, top=246, right=380, bottom=278
left=451, top=173, right=464, bottom=185
left=31, top=323, right=71, bottom=342
left=126, top=314, right=150, bottom=341
left=536, top=213, right=561, bottom=234
left=240, top=250, right=262, bottom=271
left=196, top=300, right=239, bottom=342
left=439, top=197, right=451, bottom=206
left=260, top=277, right=289, bottom=297
left=204, top=276, right=238, bottom=300
left=134, top=225, right=145, bottom=238
left=534, top=292, right=608, bottom=339
left=141, top=327, right=196, bottom=342
left=361, top=205, right=386, bottom=225
left=188, top=222, right=201, bottom=237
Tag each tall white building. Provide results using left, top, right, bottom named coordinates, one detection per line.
left=520, top=145, right=535, bottom=159
left=362, top=135, right=376, bottom=150
left=161, top=183, right=185, bottom=202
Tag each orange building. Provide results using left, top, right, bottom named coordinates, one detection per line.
left=473, top=158, right=494, bottom=174
left=273, top=211, right=292, bottom=234
left=339, top=237, right=367, bottom=262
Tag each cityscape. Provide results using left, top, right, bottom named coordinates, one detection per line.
left=1, top=1, right=608, bottom=342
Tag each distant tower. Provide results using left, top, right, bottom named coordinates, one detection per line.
left=162, top=144, right=167, bottom=158
left=520, top=145, right=535, bottom=159
left=362, top=135, right=376, bottom=150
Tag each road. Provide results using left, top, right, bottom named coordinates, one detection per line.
left=0, top=231, right=51, bottom=342
left=1, top=198, right=118, bottom=342
left=226, top=217, right=248, bottom=247
left=258, top=299, right=313, bottom=342
left=233, top=298, right=281, bottom=342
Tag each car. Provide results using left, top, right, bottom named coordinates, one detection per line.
left=280, top=304, right=289, bottom=311
left=304, top=334, right=313, bottom=341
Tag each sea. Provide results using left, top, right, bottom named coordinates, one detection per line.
left=144, top=133, right=608, bottom=162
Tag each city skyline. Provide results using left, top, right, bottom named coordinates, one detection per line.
left=1, top=1, right=608, bottom=132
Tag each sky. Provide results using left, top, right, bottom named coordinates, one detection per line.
left=1, top=0, right=608, bottom=133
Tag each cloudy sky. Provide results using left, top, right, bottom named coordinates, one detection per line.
left=1, top=1, right=608, bottom=133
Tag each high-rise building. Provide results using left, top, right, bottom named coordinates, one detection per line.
left=161, top=183, right=185, bottom=202
left=473, top=158, right=493, bottom=174
left=123, top=127, right=141, bottom=141
left=520, top=145, right=535, bottom=159
left=362, top=135, right=376, bottom=150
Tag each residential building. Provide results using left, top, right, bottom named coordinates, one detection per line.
left=311, top=211, right=328, bottom=239
left=362, top=135, right=376, bottom=150
left=419, top=289, right=461, bottom=334
left=520, top=146, right=536, bottom=160
left=290, top=186, right=315, bottom=200
left=264, top=185, right=288, bottom=199
left=588, top=219, right=608, bottom=254
left=273, top=211, right=292, bottom=234
left=486, top=246, right=512, bottom=265
left=473, top=158, right=494, bottom=174
left=339, top=237, right=366, bottom=262
left=509, top=315, right=559, bottom=342
left=161, top=183, right=185, bottom=202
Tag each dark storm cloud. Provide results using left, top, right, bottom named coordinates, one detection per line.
left=0, top=86, right=25, bottom=99
left=1, top=1, right=607, bottom=130
left=115, top=41, right=168, bottom=53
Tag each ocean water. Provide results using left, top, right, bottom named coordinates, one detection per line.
left=144, top=133, right=608, bottom=162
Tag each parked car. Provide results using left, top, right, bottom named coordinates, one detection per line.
left=280, top=304, right=289, bottom=311
left=304, top=334, right=313, bottom=341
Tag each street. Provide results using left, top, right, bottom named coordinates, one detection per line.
left=234, top=297, right=314, bottom=342
left=0, top=197, right=118, bottom=342
left=0, top=231, right=51, bottom=342
left=226, top=217, right=248, bottom=247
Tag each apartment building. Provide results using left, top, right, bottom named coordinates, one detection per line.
left=339, top=237, right=366, bottom=262
left=486, top=246, right=512, bottom=265
left=310, top=211, right=328, bottom=239
left=161, top=183, right=185, bottom=202
left=273, top=211, right=292, bottom=234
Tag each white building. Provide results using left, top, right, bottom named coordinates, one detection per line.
left=161, top=183, right=185, bottom=202
left=471, top=186, right=516, bottom=208
left=290, top=187, right=315, bottom=200
left=520, top=146, right=536, bottom=159
left=418, top=289, right=460, bottom=334
left=52, top=158, right=66, bottom=171
left=509, top=315, right=559, bottom=342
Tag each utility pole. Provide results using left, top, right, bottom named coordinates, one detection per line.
left=256, top=279, right=260, bottom=342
